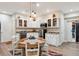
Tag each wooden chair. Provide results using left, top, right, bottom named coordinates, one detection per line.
left=25, top=39, right=39, bottom=56
left=10, top=34, right=23, bottom=56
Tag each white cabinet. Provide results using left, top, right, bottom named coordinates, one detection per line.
left=47, top=14, right=60, bottom=28
left=45, top=33, right=60, bottom=47
left=16, top=19, right=27, bottom=28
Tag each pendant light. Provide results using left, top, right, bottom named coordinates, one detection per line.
left=29, top=2, right=36, bottom=21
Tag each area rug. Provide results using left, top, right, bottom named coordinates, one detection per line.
left=48, top=50, right=63, bottom=56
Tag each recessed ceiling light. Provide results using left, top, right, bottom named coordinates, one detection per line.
left=36, top=3, right=40, bottom=7
left=47, top=9, right=50, bottom=13
left=70, top=9, right=73, bottom=12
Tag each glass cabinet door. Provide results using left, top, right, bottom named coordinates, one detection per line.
left=24, top=20, right=27, bottom=27
left=48, top=19, right=51, bottom=27
left=19, top=19, right=22, bottom=27
left=53, top=18, right=57, bottom=26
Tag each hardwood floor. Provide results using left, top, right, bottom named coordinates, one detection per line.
left=1, top=42, right=79, bottom=56
left=49, top=42, right=79, bottom=56
left=0, top=43, right=12, bottom=56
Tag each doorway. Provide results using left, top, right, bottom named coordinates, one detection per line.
left=66, top=19, right=79, bottom=42
left=0, top=22, right=1, bottom=43
left=66, top=21, right=76, bottom=42
left=76, top=23, right=79, bottom=42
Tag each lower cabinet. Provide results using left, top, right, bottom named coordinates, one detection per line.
left=45, top=33, right=60, bottom=47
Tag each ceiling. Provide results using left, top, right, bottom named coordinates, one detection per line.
left=0, top=2, right=79, bottom=16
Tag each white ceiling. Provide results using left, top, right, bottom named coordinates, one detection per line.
left=0, top=2, right=79, bottom=15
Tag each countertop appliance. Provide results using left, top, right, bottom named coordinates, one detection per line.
left=40, top=23, right=47, bottom=39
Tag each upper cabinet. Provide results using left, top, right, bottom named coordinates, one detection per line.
left=47, top=13, right=60, bottom=28
left=52, top=14, right=57, bottom=26
left=48, top=19, right=51, bottom=27
left=24, top=20, right=27, bottom=27
left=16, top=14, right=40, bottom=28
left=16, top=15, right=27, bottom=28
left=19, top=19, right=22, bottom=27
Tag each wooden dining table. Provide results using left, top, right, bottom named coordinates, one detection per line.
left=19, top=37, right=45, bottom=46
left=18, top=37, right=45, bottom=56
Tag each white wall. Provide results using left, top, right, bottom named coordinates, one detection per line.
left=64, top=20, right=68, bottom=42
left=12, top=15, right=16, bottom=37
left=0, top=14, right=14, bottom=42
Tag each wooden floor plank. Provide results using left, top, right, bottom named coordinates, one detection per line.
left=0, top=43, right=12, bottom=56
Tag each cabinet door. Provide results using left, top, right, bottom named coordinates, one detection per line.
left=48, top=19, right=51, bottom=27
left=51, top=34, right=56, bottom=45
left=52, top=14, right=60, bottom=27
left=19, top=19, right=22, bottom=27
left=45, top=34, right=50, bottom=44
left=24, top=20, right=27, bottom=27
left=55, top=34, right=59, bottom=46
left=53, top=18, right=57, bottom=26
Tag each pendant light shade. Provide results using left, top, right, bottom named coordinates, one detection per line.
left=29, top=2, right=37, bottom=21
